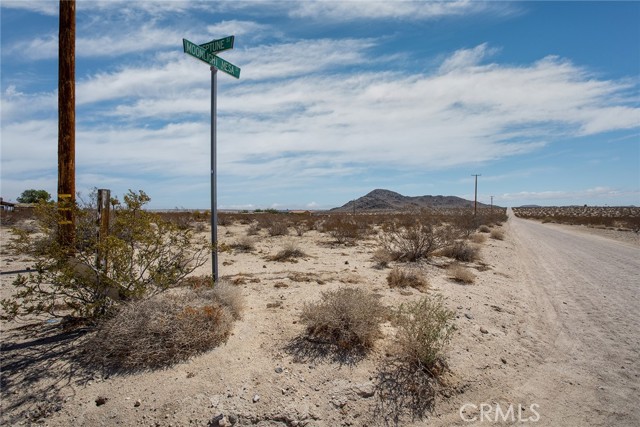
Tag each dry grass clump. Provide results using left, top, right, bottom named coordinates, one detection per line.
left=83, top=284, right=243, bottom=372
left=386, top=267, right=429, bottom=291
left=300, top=287, right=387, bottom=352
left=230, top=236, right=255, bottom=252
left=439, top=241, right=480, bottom=262
left=490, top=228, right=505, bottom=240
left=270, top=241, right=306, bottom=261
left=447, top=263, right=475, bottom=284
left=469, top=233, right=487, bottom=244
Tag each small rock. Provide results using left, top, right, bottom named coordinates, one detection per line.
left=500, top=358, right=507, bottom=364
left=480, top=327, right=489, bottom=334
left=464, top=313, right=474, bottom=320
left=263, top=265, right=267, bottom=268
left=275, top=367, right=283, bottom=374
left=344, top=261, right=349, bottom=265
left=95, top=396, right=108, bottom=406
left=134, top=399, right=141, bottom=407
left=253, top=394, right=260, bottom=403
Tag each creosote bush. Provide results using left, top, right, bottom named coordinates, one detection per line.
left=379, top=216, right=458, bottom=262
left=386, top=267, right=429, bottom=291
left=83, top=283, right=243, bottom=371
left=300, top=287, right=387, bottom=352
left=1, top=190, right=211, bottom=322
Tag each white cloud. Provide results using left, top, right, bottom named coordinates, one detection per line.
left=289, top=0, right=502, bottom=21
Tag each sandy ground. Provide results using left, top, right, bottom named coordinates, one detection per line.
left=1, top=212, right=638, bottom=426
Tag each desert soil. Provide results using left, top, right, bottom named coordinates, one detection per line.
left=1, top=211, right=639, bottom=426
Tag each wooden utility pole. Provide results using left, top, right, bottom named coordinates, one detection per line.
left=57, top=0, right=76, bottom=249
left=58, top=0, right=76, bottom=251
left=472, top=174, right=481, bottom=216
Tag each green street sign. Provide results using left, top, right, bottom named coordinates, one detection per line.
left=210, top=55, right=241, bottom=79
left=200, top=36, right=234, bottom=54
left=183, top=38, right=241, bottom=79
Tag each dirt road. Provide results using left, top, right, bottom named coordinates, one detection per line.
left=502, top=210, right=640, bottom=426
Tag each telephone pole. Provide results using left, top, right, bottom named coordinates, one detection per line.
left=58, top=0, right=76, bottom=249
left=472, top=174, right=481, bottom=216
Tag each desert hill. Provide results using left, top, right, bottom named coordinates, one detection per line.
left=331, top=189, right=489, bottom=212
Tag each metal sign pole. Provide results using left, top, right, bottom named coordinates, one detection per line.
left=211, top=66, right=218, bottom=283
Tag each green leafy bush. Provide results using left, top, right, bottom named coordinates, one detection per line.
left=1, top=190, right=212, bottom=322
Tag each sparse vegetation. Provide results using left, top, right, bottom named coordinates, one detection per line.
left=299, top=287, right=387, bottom=352
left=386, top=267, right=429, bottom=291
left=512, top=206, right=640, bottom=231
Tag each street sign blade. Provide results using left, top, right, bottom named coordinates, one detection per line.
left=200, top=35, right=234, bottom=54
left=211, top=55, right=241, bottom=79
left=183, top=38, right=241, bottom=79
left=183, top=38, right=214, bottom=66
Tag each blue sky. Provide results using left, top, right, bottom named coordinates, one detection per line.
left=1, top=1, right=639, bottom=209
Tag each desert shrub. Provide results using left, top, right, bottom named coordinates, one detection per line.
left=1, top=190, right=211, bottom=321
left=323, top=215, right=361, bottom=244
left=267, top=218, right=289, bottom=236
left=246, top=222, right=260, bottom=236
left=293, top=219, right=311, bottom=236
left=447, top=263, right=475, bottom=284
left=386, top=267, right=429, bottom=291
left=372, top=248, right=394, bottom=269
left=375, top=294, right=455, bottom=424
left=380, top=218, right=458, bottom=262
left=469, top=233, right=487, bottom=244
left=478, top=224, right=491, bottom=233
left=83, top=285, right=242, bottom=371
left=490, top=228, right=505, bottom=240
left=300, top=287, right=387, bottom=352
left=439, top=241, right=480, bottom=262
left=270, top=241, right=306, bottom=261
left=450, top=212, right=477, bottom=238
left=393, top=294, right=455, bottom=372
left=217, top=213, right=233, bottom=226
left=230, top=236, right=255, bottom=252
